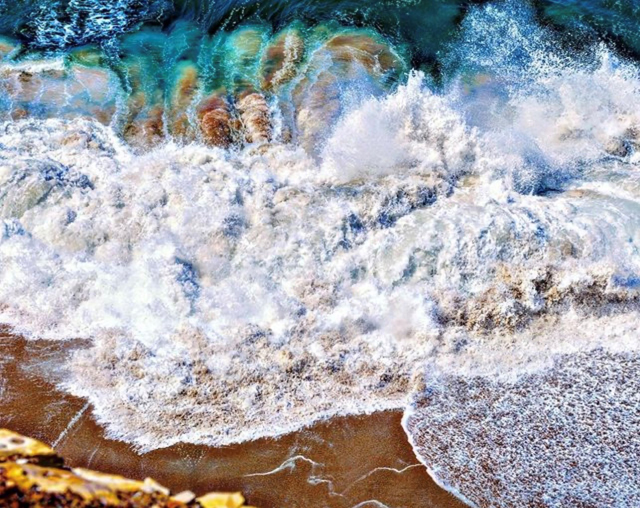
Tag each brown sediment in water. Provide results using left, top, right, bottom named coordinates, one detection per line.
left=0, top=332, right=466, bottom=508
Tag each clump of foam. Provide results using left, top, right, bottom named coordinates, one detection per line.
left=65, top=324, right=424, bottom=449
left=434, top=263, right=640, bottom=332
left=321, top=71, right=478, bottom=183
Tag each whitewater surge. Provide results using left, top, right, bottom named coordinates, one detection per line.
left=1, top=50, right=639, bottom=442
left=1, top=1, right=640, bottom=503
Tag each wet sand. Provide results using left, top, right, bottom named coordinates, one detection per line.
left=0, top=332, right=465, bottom=508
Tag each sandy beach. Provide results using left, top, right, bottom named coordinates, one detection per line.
left=0, top=331, right=465, bottom=507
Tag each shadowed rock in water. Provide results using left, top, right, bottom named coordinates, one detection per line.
left=169, top=62, right=200, bottom=142
left=0, top=38, right=16, bottom=59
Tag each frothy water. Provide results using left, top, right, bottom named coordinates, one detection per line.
left=1, top=0, right=640, bottom=504
left=403, top=349, right=640, bottom=507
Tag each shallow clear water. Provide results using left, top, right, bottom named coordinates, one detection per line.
left=1, top=1, right=640, bottom=506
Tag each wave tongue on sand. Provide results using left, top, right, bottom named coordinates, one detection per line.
left=1, top=1, right=640, bottom=504
left=403, top=348, right=640, bottom=508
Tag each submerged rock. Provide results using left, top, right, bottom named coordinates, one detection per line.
left=0, top=37, right=17, bottom=60
left=0, top=24, right=407, bottom=154
left=237, top=92, right=272, bottom=144
left=261, top=27, right=305, bottom=92
left=0, top=61, right=116, bottom=124
left=168, top=62, right=200, bottom=142
left=121, top=88, right=165, bottom=149
left=0, top=429, right=257, bottom=507
left=198, top=94, right=235, bottom=148
left=292, top=30, right=404, bottom=154
left=68, top=45, right=105, bottom=68
left=223, top=27, right=265, bottom=95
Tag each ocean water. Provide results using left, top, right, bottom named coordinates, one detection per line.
left=1, top=0, right=640, bottom=505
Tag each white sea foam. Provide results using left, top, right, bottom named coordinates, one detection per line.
left=403, top=349, right=640, bottom=508
left=1, top=4, right=640, bottom=461
left=399, top=5, right=640, bottom=505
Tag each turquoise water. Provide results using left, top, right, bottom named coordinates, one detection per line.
left=1, top=0, right=639, bottom=146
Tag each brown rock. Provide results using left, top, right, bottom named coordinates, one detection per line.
left=0, top=429, right=63, bottom=468
left=197, top=492, right=252, bottom=508
left=237, top=93, right=272, bottom=144
left=199, top=95, right=234, bottom=148
left=0, top=462, right=188, bottom=507
left=0, top=430, right=257, bottom=507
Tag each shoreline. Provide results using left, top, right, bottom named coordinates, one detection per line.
left=0, top=332, right=467, bottom=508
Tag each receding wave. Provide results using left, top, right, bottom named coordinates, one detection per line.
left=403, top=349, right=640, bottom=507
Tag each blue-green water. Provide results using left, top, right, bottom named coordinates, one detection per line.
left=1, top=0, right=639, bottom=147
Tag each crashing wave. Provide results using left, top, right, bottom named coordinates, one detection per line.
left=1, top=41, right=640, bottom=450
left=0, top=10, right=640, bottom=508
